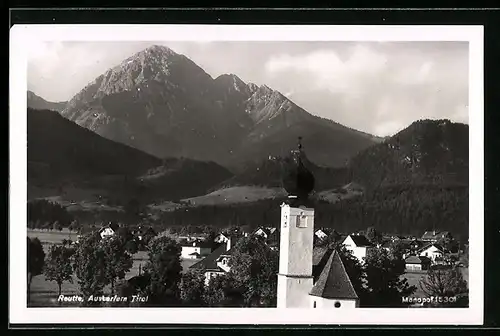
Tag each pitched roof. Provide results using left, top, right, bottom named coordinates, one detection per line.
left=346, top=235, right=374, bottom=247
left=309, top=250, right=359, bottom=300
left=418, top=243, right=444, bottom=253
left=189, top=243, right=227, bottom=272
left=421, top=231, right=437, bottom=239
left=405, top=255, right=431, bottom=264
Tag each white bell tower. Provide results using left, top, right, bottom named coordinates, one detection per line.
left=277, top=201, right=315, bottom=308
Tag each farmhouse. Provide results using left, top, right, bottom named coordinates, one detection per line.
left=405, top=255, right=431, bottom=271
left=341, top=234, right=375, bottom=264
left=421, top=230, right=452, bottom=243
left=189, top=238, right=235, bottom=285
left=99, top=226, right=115, bottom=239
left=418, top=243, right=445, bottom=263
left=181, top=240, right=213, bottom=259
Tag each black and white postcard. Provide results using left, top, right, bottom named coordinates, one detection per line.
left=9, top=24, right=484, bottom=325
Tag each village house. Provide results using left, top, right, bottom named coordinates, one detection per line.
left=341, top=234, right=375, bottom=264
left=99, top=226, right=115, bottom=239
left=418, top=243, right=445, bottom=264
left=189, top=237, right=235, bottom=285
left=314, top=228, right=329, bottom=241
left=181, top=240, right=213, bottom=260
left=213, top=232, right=231, bottom=244
left=278, top=203, right=358, bottom=308
left=377, top=240, right=392, bottom=252
left=253, top=227, right=278, bottom=240
left=421, top=230, right=452, bottom=243
left=405, top=255, right=431, bottom=272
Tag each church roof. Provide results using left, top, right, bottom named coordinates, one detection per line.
left=309, top=250, right=359, bottom=300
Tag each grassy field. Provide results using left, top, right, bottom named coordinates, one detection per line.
left=28, top=229, right=79, bottom=245
left=402, top=267, right=469, bottom=299
left=183, top=186, right=286, bottom=206
left=28, top=230, right=202, bottom=307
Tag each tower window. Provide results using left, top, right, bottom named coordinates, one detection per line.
left=334, top=301, right=341, bottom=308
left=313, top=301, right=317, bottom=308
left=296, top=215, right=308, bottom=228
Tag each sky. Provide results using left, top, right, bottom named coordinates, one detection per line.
left=27, top=41, right=469, bottom=137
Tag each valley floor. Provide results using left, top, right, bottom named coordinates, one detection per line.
left=27, top=230, right=198, bottom=307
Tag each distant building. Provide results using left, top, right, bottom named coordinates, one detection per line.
left=253, top=227, right=278, bottom=240
left=213, top=233, right=230, bottom=244
left=314, top=229, right=329, bottom=241
left=421, top=231, right=452, bottom=243
left=341, top=235, right=375, bottom=264
left=377, top=240, right=392, bottom=252
left=99, top=226, right=115, bottom=240
left=405, top=255, right=431, bottom=271
left=181, top=240, right=213, bottom=260
left=189, top=238, right=235, bottom=285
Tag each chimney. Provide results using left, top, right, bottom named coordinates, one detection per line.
left=226, top=237, right=231, bottom=251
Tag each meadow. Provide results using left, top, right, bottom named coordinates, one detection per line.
left=401, top=267, right=469, bottom=300
left=28, top=230, right=199, bottom=307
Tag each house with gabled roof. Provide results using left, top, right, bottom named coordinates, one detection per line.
left=421, top=230, right=452, bottom=243
left=189, top=237, right=238, bottom=285
left=253, top=227, right=278, bottom=240
left=418, top=243, right=445, bottom=264
left=98, top=225, right=115, bottom=240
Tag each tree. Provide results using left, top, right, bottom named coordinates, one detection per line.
left=388, top=239, right=407, bottom=259
left=43, top=244, right=74, bottom=297
left=366, top=226, right=382, bottom=244
left=116, top=227, right=138, bottom=254
left=179, top=270, right=206, bottom=306
left=143, top=236, right=182, bottom=306
left=27, top=237, right=45, bottom=304
left=102, top=237, right=133, bottom=295
left=142, top=227, right=157, bottom=246
left=124, top=198, right=145, bottom=222
left=73, top=234, right=108, bottom=304
left=203, top=274, right=243, bottom=307
left=227, top=235, right=279, bottom=307
left=363, top=247, right=416, bottom=307
left=419, top=267, right=468, bottom=307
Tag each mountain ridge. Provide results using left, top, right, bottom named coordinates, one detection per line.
left=59, top=44, right=378, bottom=169
left=27, top=91, right=67, bottom=112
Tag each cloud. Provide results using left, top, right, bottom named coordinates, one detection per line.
left=264, top=42, right=468, bottom=136
left=265, top=45, right=388, bottom=93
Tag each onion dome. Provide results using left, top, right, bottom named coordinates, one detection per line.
left=282, top=137, right=315, bottom=206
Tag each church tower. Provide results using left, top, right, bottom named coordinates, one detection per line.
left=277, top=137, right=316, bottom=308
